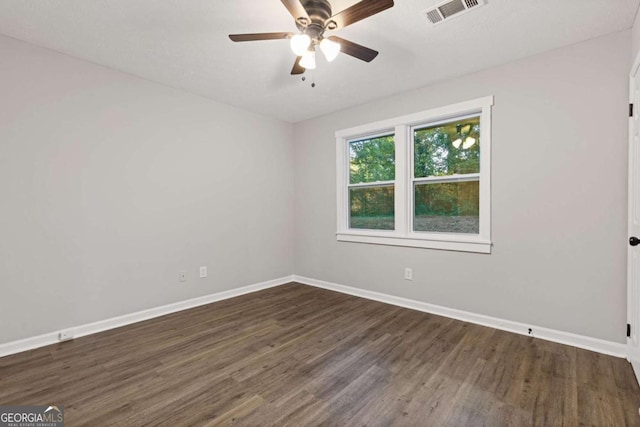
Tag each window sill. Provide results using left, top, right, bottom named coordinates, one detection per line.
left=336, top=232, right=492, bottom=254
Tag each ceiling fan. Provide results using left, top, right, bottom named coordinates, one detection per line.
left=229, top=0, right=394, bottom=75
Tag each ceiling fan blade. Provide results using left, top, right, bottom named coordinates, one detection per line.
left=229, top=32, right=293, bottom=42
left=291, top=56, right=305, bottom=75
left=280, top=0, right=310, bottom=22
left=327, top=36, right=378, bottom=62
left=329, top=0, right=394, bottom=29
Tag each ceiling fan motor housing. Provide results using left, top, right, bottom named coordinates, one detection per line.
left=297, top=0, right=335, bottom=38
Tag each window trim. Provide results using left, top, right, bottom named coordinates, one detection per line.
left=336, top=96, right=493, bottom=254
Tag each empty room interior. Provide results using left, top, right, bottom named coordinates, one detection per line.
left=4, top=0, right=640, bottom=425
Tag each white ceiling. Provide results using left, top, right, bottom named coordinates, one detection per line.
left=0, top=0, right=638, bottom=123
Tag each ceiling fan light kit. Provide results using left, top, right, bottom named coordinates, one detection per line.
left=300, top=49, right=317, bottom=69
left=319, top=38, right=340, bottom=62
left=290, top=33, right=311, bottom=55
left=229, top=0, right=394, bottom=75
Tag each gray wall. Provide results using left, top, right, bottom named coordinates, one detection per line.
left=293, top=30, right=630, bottom=343
left=0, top=35, right=294, bottom=344
left=0, top=29, right=632, bottom=346
left=633, top=10, right=640, bottom=62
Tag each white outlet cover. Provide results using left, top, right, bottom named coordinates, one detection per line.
left=179, top=271, right=187, bottom=282
left=58, top=330, right=74, bottom=341
left=199, top=266, right=207, bottom=278
left=404, top=268, right=413, bottom=280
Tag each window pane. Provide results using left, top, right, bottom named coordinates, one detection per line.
left=350, top=134, right=395, bottom=184
left=350, top=185, right=394, bottom=230
left=414, top=181, right=479, bottom=234
left=414, top=116, right=480, bottom=178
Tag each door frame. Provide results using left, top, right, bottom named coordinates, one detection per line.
left=627, top=50, right=640, bottom=382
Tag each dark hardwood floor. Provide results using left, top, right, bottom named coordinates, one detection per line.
left=1, top=283, right=639, bottom=426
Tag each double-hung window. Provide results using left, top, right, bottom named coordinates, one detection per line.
left=348, top=133, right=395, bottom=231
left=336, top=96, right=493, bottom=253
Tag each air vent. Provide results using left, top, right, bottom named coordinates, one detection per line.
left=425, top=9, right=443, bottom=24
left=423, top=0, right=486, bottom=26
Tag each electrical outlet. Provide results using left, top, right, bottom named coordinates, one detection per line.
left=404, top=268, right=413, bottom=281
left=199, top=266, right=207, bottom=278
left=58, top=329, right=74, bottom=342
left=179, top=271, right=187, bottom=283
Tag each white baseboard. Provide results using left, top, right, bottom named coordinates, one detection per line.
left=0, top=275, right=295, bottom=358
left=293, top=275, right=627, bottom=358
left=2, top=274, right=626, bottom=360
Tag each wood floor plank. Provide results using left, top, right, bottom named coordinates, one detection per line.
left=1, top=282, right=639, bottom=426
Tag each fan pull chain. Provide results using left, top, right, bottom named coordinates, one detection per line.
left=301, top=70, right=316, bottom=88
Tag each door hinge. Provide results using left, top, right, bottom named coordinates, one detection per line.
left=630, top=103, right=634, bottom=117
left=628, top=323, right=631, bottom=338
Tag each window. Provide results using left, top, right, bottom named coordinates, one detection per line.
left=349, top=134, right=395, bottom=230
left=336, top=97, right=493, bottom=253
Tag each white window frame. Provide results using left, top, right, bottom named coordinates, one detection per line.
left=336, top=96, right=493, bottom=254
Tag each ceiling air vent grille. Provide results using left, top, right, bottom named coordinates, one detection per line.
left=425, top=9, right=443, bottom=24
left=423, top=0, right=486, bottom=26
left=439, top=0, right=465, bottom=18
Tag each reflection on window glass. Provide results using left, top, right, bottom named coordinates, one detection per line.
left=414, top=116, right=480, bottom=178
left=350, top=185, right=394, bottom=230
left=414, top=181, right=479, bottom=234
left=350, top=135, right=395, bottom=184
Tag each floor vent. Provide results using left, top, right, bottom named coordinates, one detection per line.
left=423, top=0, right=486, bottom=25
